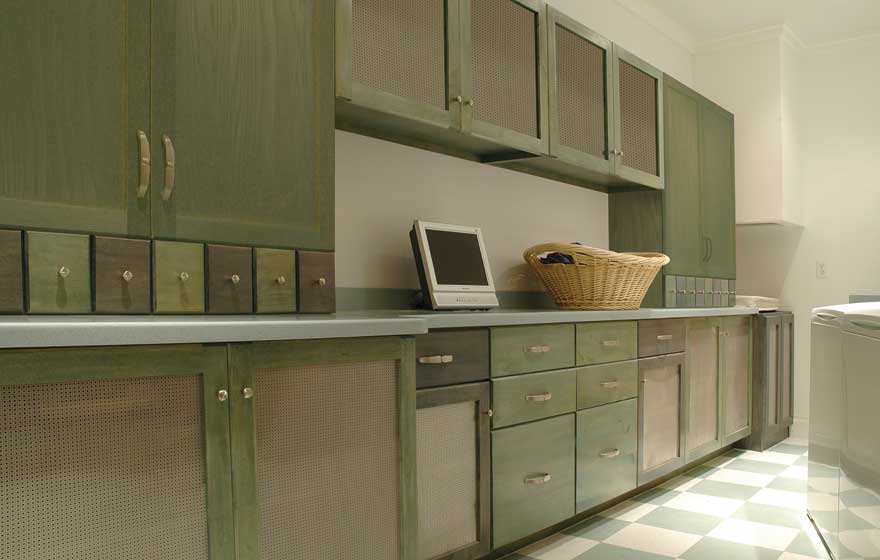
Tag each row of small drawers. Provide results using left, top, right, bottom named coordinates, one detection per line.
left=0, top=230, right=335, bottom=314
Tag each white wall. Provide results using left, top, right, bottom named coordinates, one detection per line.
left=335, top=0, right=694, bottom=290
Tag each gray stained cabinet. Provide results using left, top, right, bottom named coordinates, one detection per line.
left=637, top=353, right=685, bottom=485
left=744, top=312, right=793, bottom=451
left=721, top=315, right=752, bottom=445
left=684, top=317, right=722, bottom=462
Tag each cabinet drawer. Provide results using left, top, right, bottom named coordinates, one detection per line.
left=492, top=369, right=576, bottom=429
left=26, top=231, right=91, bottom=314
left=93, top=237, right=151, bottom=314
left=153, top=241, right=205, bottom=313
left=0, top=230, right=23, bottom=313
left=577, top=361, right=638, bottom=410
left=298, top=250, right=335, bottom=313
left=416, top=329, right=489, bottom=389
left=576, top=399, right=638, bottom=512
left=577, top=321, right=638, bottom=365
left=491, top=324, right=575, bottom=377
left=207, top=245, right=253, bottom=314
left=638, top=319, right=686, bottom=357
left=254, top=248, right=296, bottom=313
left=492, top=414, right=575, bottom=548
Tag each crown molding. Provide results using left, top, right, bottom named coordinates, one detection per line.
left=613, top=0, right=698, bottom=53
left=694, top=24, right=788, bottom=53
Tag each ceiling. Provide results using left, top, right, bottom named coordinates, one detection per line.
left=639, top=0, right=880, bottom=48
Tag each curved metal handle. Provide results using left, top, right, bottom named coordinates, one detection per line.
left=525, top=392, right=552, bottom=402
left=599, top=448, right=621, bottom=459
left=161, top=134, right=176, bottom=201
left=418, top=355, right=454, bottom=365
left=707, top=237, right=713, bottom=261
left=525, top=345, right=551, bottom=354
left=523, top=473, right=551, bottom=485
left=599, top=381, right=619, bottom=389
left=136, top=130, right=151, bottom=198
left=601, top=339, right=620, bottom=348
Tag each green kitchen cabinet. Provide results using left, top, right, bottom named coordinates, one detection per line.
left=0, top=344, right=234, bottom=560
left=684, top=317, right=723, bottom=462
left=637, top=353, right=685, bottom=485
left=0, top=1, right=150, bottom=237
left=576, top=399, right=638, bottom=513
left=721, top=315, right=752, bottom=445
left=699, top=100, right=736, bottom=279
left=491, top=368, right=577, bottom=429
left=490, top=324, right=576, bottom=377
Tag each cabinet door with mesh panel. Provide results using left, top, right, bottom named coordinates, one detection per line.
left=611, top=45, right=664, bottom=190
left=0, top=345, right=234, bottom=560
left=460, top=0, right=550, bottom=155
left=228, top=337, right=417, bottom=560
left=547, top=8, right=614, bottom=176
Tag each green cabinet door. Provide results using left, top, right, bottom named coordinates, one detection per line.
left=0, top=345, right=234, bottom=560
left=151, top=0, right=333, bottom=250
left=721, top=316, right=752, bottom=445
left=684, top=317, right=722, bottom=463
left=0, top=1, right=150, bottom=237
left=700, top=101, right=736, bottom=279
left=576, top=399, right=638, bottom=513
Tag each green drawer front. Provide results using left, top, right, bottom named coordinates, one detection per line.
left=153, top=241, right=205, bottom=313
left=577, top=361, right=639, bottom=410
left=255, top=248, right=296, bottom=313
left=492, top=414, right=575, bottom=548
left=492, top=369, right=576, bottom=429
left=26, top=231, right=91, bottom=313
left=576, top=399, right=638, bottom=513
left=491, top=324, right=575, bottom=377
left=576, top=321, right=638, bottom=366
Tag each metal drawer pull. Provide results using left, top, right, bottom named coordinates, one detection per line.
left=601, top=339, right=620, bottom=348
left=599, top=448, right=621, bottom=459
left=524, top=473, right=552, bottom=485
left=526, top=345, right=551, bottom=354
left=136, top=130, right=151, bottom=198
left=656, top=334, right=674, bottom=341
left=600, top=381, right=619, bottom=389
left=229, top=274, right=241, bottom=285
left=418, top=355, right=454, bottom=365
left=122, top=270, right=134, bottom=283
left=241, top=387, right=254, bottom=399
left=525, top=392, right=552, bottom=402
left=58, top=266, right=71, bottom=279
left=161, top=134, right=176, bottom=201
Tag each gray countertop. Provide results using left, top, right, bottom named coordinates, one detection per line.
left=0, top=307, right=758, bottom=349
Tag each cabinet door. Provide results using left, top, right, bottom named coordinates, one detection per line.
left=611, top=45, right=664, bottom=190
left=638, top=354, right=685, bottom=485
left=721, top=316, right=752, bottom=445
left=765, top=315, right=782, bottom=430
left=547, top=8, right=614, bottom=175
left=0, top=1, right=149, bottom=237
left=576, top=399, right=637, bottom=513
left=779, top=314, right=794, bottom=427
left=151, top=0, right=333, bottom=250
left=699, top=101, right=736, bottom=279
left=684, top=318, right=722, bottom=462
left=460, top=0, right=549, bottom=155
left=662, top=76, right=703, bottom=277
left=416, top=383, right=490, bottom=560
left=228, top=337, right=416, bottom=560
left=0, top=345, right=233, bottom=560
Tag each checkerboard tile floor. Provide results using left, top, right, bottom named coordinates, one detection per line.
left=507, top=438, right=831, bottom=560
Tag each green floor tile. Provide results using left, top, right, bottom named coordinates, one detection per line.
left=809, top=510, right=839, bottom=532
left=787, top=530, right=831, bottom=557
left=689, top=479, right=761, bottom=500
left=725, top=459, right=789, bottom=475
left=638, top=507, right=723, bottom=536
left=768, top=476, right=807, bottom=493
left=732, top=502, right=808, bottom=529
left=809, top=463, right=839, bottom=478
left=680, top=537, right=782, bottom=560
left=838, top=508, right=876, bottom=531
left=565, top=515, right=630, bottom=541
left=686, top=464, right=720, bottom=478
left=630, top=487, right=681, bottom=506
left=840, top=488, right=880, bottom=508
left=772, top=443, right=808, bottom=456
left=575, top=543, right=671, bottom=560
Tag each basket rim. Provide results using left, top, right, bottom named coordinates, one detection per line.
left=523, top=243, right=670, bottom=267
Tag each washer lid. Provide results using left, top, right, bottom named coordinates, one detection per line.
left=813, top=303, right=880, bottom=324
left=842, top=305, right=880, bottom=337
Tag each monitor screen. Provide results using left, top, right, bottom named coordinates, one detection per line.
left=426, top=229, right=489, bottom=286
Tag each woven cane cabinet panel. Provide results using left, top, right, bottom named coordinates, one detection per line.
left=617, top=59, right=659, bottom=177
left=351, top=0, right=447, bottom=109
left=555, top=25, right=607, bottom=158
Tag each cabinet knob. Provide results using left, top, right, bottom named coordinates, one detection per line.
left=483, top=408, right=494, bottom=417
left=230, top=273, right=241, bottom=285
left=122, top=270, right=134, bottom=283
left=276, top=275, right=287, bottom=285
left=452, top=95, right=463, bottom=104
left=316, top=277, right=327, bottom=287
left=217, top=389, right=229, bottom=402
left=465, top=99, right=475, bottom=107
left=57, top=266, right=71, bottom=279
left=242, top=387, right=254, bottom=399
left=179, top=271, right=190, bottom=283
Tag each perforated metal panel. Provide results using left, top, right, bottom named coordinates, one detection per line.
left=417, top=401, right=478, bottom=560
left=556, top=25, right=607, bottom=158
left=471, top=0, right=539, bottom=137
left=256, top=360, right=400, bottom=560
left=618, top=60, right=659, bottom=175
left=352, top=0, right=447, bottom=109
left=0, top=376, right=209, bottom=560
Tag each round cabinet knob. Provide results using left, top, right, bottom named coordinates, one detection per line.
left=275, top=275, right=287, bottom=285
left=316, top=277, right=327, bottom=287
left=122, top=270, right=134, bottom=283
left=58, top=266, right=71, bottom=279
left=230, top=273, right=241, bottom=285
left=242, top=387, right=254, bottom=399
left=465, top=99, right=475, bottom=107
left=452, top=95, right=463, bottom=104
left=179, top=271, right=190, bottom=282
left=217, top=389, right=229, bottom=402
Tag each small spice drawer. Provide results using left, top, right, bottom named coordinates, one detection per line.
left=153, top=241, right=205, bottom=313
left=577, top=360, right=639, bottom=410
left=26, top=231, right=91, bottom=313
left=207, top=245, right=254, bottom=314
left=298, top=250, right=335, bottom=313
left=576, top=321, right=638, bottom=366
left=415, top=328, right=489, bottom=389
left=254, top=248, right=296, bottom=313
left=93, top=236, right=151, bottom=314
left=492, top=369, right=576, bottom=429
left=0, top=230, right=24, bottom=313
left=638, top=319, right=686, bottom=357
left=490, top=324, right=576, bottom=377
left=576, top=399, right=638, bottom=513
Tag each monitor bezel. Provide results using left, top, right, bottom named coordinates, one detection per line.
left=413, top=220, right=497, bottom=295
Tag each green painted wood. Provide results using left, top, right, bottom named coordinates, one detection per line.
left=254, top=248, right=297, bottom=313
left=684, top=317, right=723, bottom=463
left=398, top=337, right=418, bottom=560
left=152, top=240, right=205, bottom=313
left=721, top=315, right=752, bottom=445
left=490, top=324, right=576, bottom=377
left=491, top=368, right=577, bottom=429
left=93, top=236, right=152, bottom=314
left=0, top=344, right=235, bottom=560
left=0, top=230, right=24, bottom=313
left=700, top=100, right=736, bottom=279
left=26, top=231, right=91, bottom=314
left=637, top=353, right=685, bottom=485
left=576, top=399, right=637, bottom=513
left=608, top=190, right=664, bottom=308
left=638, top=319, right=686, bottom=358
left=576, top=360, right=638, bottom=410
left=576, top=321, right=638, bottom=366
left=151, top=0, right=333, bottom=250
left=0, top=1, right=150, bottom=237
left=492, top=413, right=575, bottom=548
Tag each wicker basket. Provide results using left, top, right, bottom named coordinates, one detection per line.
left=523, top=243, right=670, bottom=310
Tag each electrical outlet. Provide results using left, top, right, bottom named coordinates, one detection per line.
left=816, top=261, right=829, bottom=279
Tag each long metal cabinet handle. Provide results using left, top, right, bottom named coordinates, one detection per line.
left=656, top=334, right=674, bottom=341
left=707, top=238, right=713, bottom=261
left=601, top=339, right=620, bottom=347
left=136, top=130, right=151, bottom=198
left=525, top=392, right=552, bottom=402
left=599, top=448, right=621, bottom=459
left=418, top=355, right=454, bottom=365
left=161, top=134, right=176, bottom=201
left=523, top=473, right=552, bottom=485
left=599, top=380, right=619, bottom=389
left=525, top=345, right=551, bottom=354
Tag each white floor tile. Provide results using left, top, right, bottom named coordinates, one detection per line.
left=807, top=476, right=839, bottom=495
left=518, top=533, right=598, bottom=560
left=598, top=500, right=659, bottom=522
left=659, top=475, right=702, bottom=492
left=604, top=523, right=701, bottom=558
left=839, top=529, right=880, bottom=558
left=663, top=492, right=744, bottom=517
left=707, top=467, right=775, bottom=488
left=707, top=518, right=800, bottom=551
left=778, top=552, right=824, bottom=560
left=808, top=491, right=840, bottom=512
left=840, top=475, right=860, bottom=492
left=780, top=466, right=809, bottom=480
left=850, top=506, right=880, bottom=529
left=783, top=437, right=809, bottom=447
left=703, top=455, right=737, bottom=468
left=749, top=488, right=807, bottom=510
left=741, top=450, right=801, bottom=465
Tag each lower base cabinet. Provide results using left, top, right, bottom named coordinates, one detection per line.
left=576, top=399, right=638, bottom=513
left=684, top=318, right=723, bottom=462
left=492, top=414, right=575, bottom=548
left=721, top=316, right=752, bottom=445
left=744, top=312, right=793, bottom=451
left=638, top=353, right=686, bottom=485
